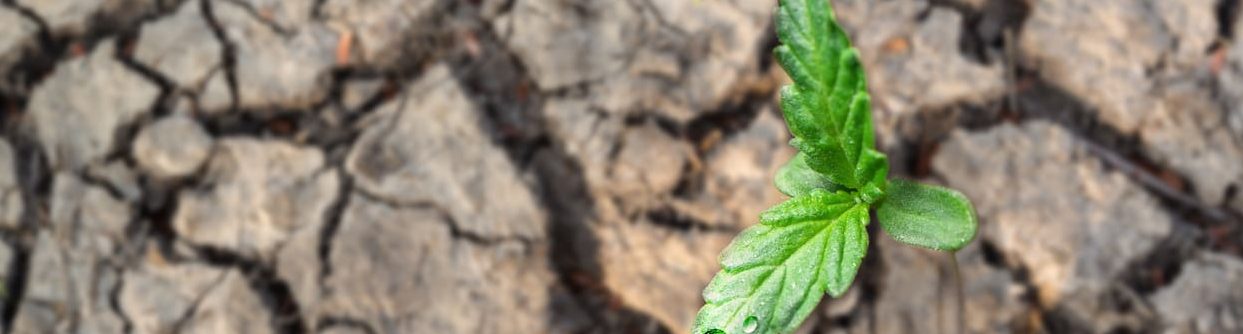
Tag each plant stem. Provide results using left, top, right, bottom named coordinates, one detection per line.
left=950, top=252, right=965, bottom=334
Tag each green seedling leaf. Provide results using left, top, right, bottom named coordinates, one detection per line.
left=774, top=0, right=874, bottom=189
left=876, top=179, right=978, bottom=251
left=693, top=200, right=869, bottom=334
left=775, top=152, right=840, bottom=197
left=694, top=0, right=979, bottom=332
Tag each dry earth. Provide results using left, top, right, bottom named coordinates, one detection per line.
left=0, top=0, right=1241, bottom=333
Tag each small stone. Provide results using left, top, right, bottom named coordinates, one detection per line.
left=321, top=194, right=553, bottom=333
left=133, top=115, right=215, bottom=179
left=173, top=139, right=338, bottom=259
left=133, top=0, right=223, bottom=92
left=934, top=122, right=1173, bottom=331
left=28, top=40, right=161, bottom=170
left=345, top=64, right=544, bottom=241
left=0, top=139, right=21, bottom=229
left=205, top=0, right=337, bottom=112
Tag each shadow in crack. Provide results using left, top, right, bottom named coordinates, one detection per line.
left=440, top=2, right=673, bottom=331
left=530, top=147, right=670, bottom=334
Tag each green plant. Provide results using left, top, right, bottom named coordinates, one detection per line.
left=691, top=0, right=978, bottom=333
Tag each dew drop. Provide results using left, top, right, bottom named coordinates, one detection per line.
left=705, top=329, right=725, bottom=334
left=743, top=316, right=759, bottom=333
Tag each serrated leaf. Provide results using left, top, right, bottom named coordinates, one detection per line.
left=775, top=152, right=841, bottom=197
left=693, top=200, right=869, bottom=334
left=876, top=179, right=978, bottom=251
left=773, top=0, right=874, bottom=189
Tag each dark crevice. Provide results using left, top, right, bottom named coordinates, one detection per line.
left=317, top=316, right=378, bottom=334
left=3, top=2, right=51, bottom=35
left=107, top=268, right=134, bottom=334
left=0, top=236, right=29, bottom=330
left=200, top=0, right=240, bottom=113
left=0, top=133, right=51, bottom=330
left=1218, top=0, right=1241, bottom=41
left=444, top=6, right=547, bottom=164
left=644, top=206, right=738, bottom=234
left=755, top=21, right=780, bottom=73
left=1117, top=223, right=1201, bottom=295
left=192, top=245, right=307, bottom=334
left=349, top=187, right=533, bottom=246
left=891, top=99, right=1005, bottom=178
left=316, top=170, right=351, bottom=291
left=137, top=179, right=183, bottom=262
left=3, top=0, right=185, bottom=99
left=310, top=0, right=328, bottom=19
left=0, top=2, right=67, bottom=107
left=196, top=109, right=303, bottom=138
left=978, top=239, right=1007, bottom=268
left=975, top=0, right=1032, bottom=63
left=167, top=271, right=230, bottom=333
left=623, top=112, right=683, bottom=139
left=684, top=83, right=775, bottom=155
left=928, top=0, right=990, bottom=64
left=114, top=30, right=178, bottom=119
left=75, top=164, right=133, bottom=208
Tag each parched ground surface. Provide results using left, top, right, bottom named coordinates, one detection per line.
left=0, top=0, right=1241, bottom=333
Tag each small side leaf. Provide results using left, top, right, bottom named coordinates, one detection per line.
left=693, top=203, right=869, bottom=334
left=853, top=148, right=888, bottom=204
left=876, top=179, right=978, bottom=251
left=775, top=152, right=841, bottom=197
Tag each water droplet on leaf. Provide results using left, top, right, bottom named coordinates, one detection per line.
left=705, top=329, right=725, bottom=334
left=743, top=316, right=759, bottom=333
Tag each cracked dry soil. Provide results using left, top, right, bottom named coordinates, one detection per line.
left=0, top=0, right=1242, bottom=333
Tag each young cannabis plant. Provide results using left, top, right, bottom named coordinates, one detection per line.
left=691, top=0, right=978, bottom=333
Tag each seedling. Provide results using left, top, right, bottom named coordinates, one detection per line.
left=691, top=0, right=978, bottom=333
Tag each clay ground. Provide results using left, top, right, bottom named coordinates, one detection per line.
left=0, top=0, right=1241, bottom=333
